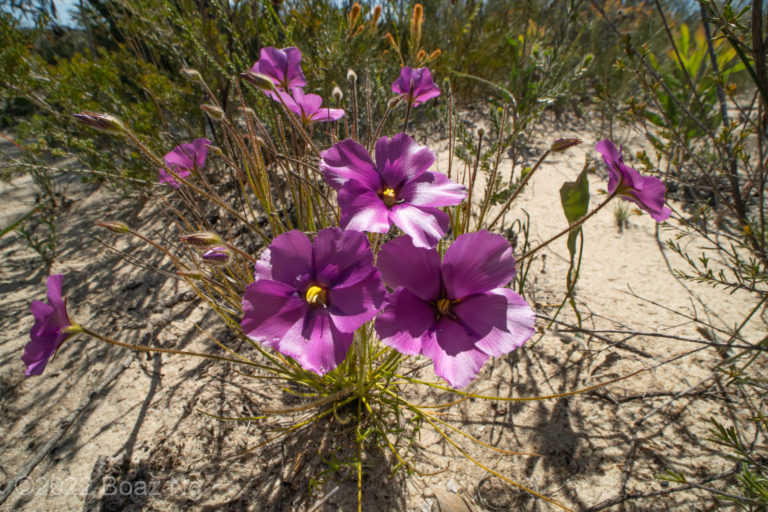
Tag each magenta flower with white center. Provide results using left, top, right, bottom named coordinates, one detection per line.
left=158, top=138, right=212, bottom=189
left=251, top=46, right=307, bottom=91
left=273, top=87, right=345, bottom=126
left=319, top=133, right=466, bottom=249
left=23, top=274, right=79, bottom=376
left=595, top=139, right=671, bottom=222
left=240, top=228, right=386, bottom=376
left=374, top=232, right=535, bottom=388
left=391, top=66, right=441, bottom=106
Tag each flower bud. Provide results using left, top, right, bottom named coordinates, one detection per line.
left=240, top=71, right=275, bottom=91
left=425, top=49, right=441, bottom=62
left=177, top=271, right=203, bottom=280
left=332, top=86, right=343, bottom=101
left=182, top=67, right=202, bottom=81
left=96, top=220, right=130, bottom=233
left=370, top=5, right=381, bottom=28
left=73, top=111, right=125, bottom=134
left=353, top=24, right=365, bottom=37
left=551, top=138, right=582, bottom=152
left=208, top=145, right=224, bottom=157
left=416, top=49, right=426, bottom=62
left=180, top=232, right=222, bottom=247
left=201, top=246, right=231, bottom=264
left=476, top=127, right=485, bottom=138
left=61, top=324, right=84, bottom=334
left=201, top=104, right=224, bottom=121
left=385, top=32, right=398, bottom=50
left=347, top=69, right=357, bottom=83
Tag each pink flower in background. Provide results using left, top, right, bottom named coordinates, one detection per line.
left=320, top=133, right=465, bottom=248
left=241, top=229, right=386, bottom=376
left=158, top=138, right=212, bottom=188
left=374, top=232, right=535, bottom=388
left=595, top=139, right=671, bottom=222
left=23, top=274, right=77, bottom=376
left=391, top=66, right=440, bottom=106
left=251, top=46, right=307, bottom=91
left=273, top=88, right=345, bottom=126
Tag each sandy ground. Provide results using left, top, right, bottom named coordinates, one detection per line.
left=0, top=120, right=765, bottom=512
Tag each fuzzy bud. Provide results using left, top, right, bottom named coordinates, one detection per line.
left=385, top=32, right=398, bottom=50
left=352, top=24, right=365, bottom=37
left=208, top=145, right=223, bottom=157
left=476, top=127, right=485, bottom=138
left=201, top=104, right=225, bottom=121
left=177, top=271, right=203, bottom=280
left=240, top=71, right=275, bottom=91
left=201, top=246, right=231, bottom=264
left=181, top=67, right=202, bottom=81
left=416, top=49, right=426, bottom=62
left=370, top=5, right=381, bottom=28
left=180, top=232, right=222, bottom=247
left=348, top=2, right=362, bottom=28
left=347, top=69, right=357, bottom=83
left=332, top=86, right=344, bottom=101
left=425, top=49, right=441, bottom=62
left=73, top=111, right=126, bottom=134
left=550, top=138, right=582, bottom=152
left=96, top=220, right=130, bottom=234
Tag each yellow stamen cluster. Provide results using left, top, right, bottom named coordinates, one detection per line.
left=381, top=187, right=397, bottom=207
left=305, top=285, right=327, bottom=306
left=436, top=298, right=452, bottom=316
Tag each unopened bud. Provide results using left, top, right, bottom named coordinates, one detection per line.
left=201, top=104, right=225, bottom=121
left=551, top=138, right=582, bottom=152
left=96, top=220, right=130, bottom=233
left=180, top=232, right=222, bottom=247
left=73, top=111, right=125, bottom=134
left=352, top=24, right=365, bottom=37
left=61, top=324, right=84, bottom=335
left=240, top=71, right=275, bottom=91
left=332, top=86, right=343, bottom=101
left=476, top=127, right=485, bottom=138
left=385, top=32, right=397, bottom=50
left=208, top=145, right=223, bottom=157
left=182, top=67, right=202, bottom=81
left=426, top=49, right=441, bottom=62
left=416, top=49, right=426, bottom=62
left=201, top=246, right=231, bottom=264
left=347, top=69, right=357, bottom=83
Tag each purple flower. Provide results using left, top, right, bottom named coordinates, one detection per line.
left=158, top=138, right=212, bottom=189
left=374, top=232, right=535, bottom=388
left=251, top=46, right=307, bottom=91
left=241, top=228, right=386, bottom=376
left=595, top=139, right=671, bottom=222
left=320, top=133, right=465, bottom=249
left=23, top=275, right=77, bottom=376
left=273, top=87, right=345, bottom=126
left=391, top=66, right=441, bottom=106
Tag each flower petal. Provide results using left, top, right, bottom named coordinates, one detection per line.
left=375, top=287, right=435, bottom=355
left=320, top=139, right=381, bottom=191
left=375, top=132, right=435, bottom=188
left=390, top=204, right=448, bottom=249
left=454, top=288, right=534, bottom=357
left=328, top=271, right=386, bottom=333
left=400, top=171, right=466, bottom=207
left=276, top=309, right=353, bottom=375
left=376, top=235, right=441, bottom=300
left=422, top=318, right=489, bottom=388
left=264, top=230, right=313, bottom=286
left=442, top=231, right=516, bottom=298
left=337, top=181, right=392, bottom=234
left=240, top=279, right=306, bottom=347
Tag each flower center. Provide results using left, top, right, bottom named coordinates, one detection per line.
left=436, top=297, right=452, bottom=316
left=381, top=187, right=397, bottom=207
left=305, top=285, right=328, bottom=307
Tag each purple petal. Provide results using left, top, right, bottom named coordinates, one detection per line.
left=390, top=204, right=448, bottom=249
left=240, top=279, right=306, bottom=347
left=320, top=139, right=381, bottom=191
left=252, top=46, right=306, bottom=89
left=309, top=107, right=345, bottom=122
left=442, top=231, right=516, bottom=299
left=337, top=181, right=392, bottom=234
left=422, top=318, right=489, bottom=388
left=374, top=132, right=435, bottom=188
left=327, top=272, right=386, bottom=333
left=375, top=287, right=435, bottom=355
left=45, top=274, right=64, bottom=310
left=391, top=66, right=415, bottom=96
left=400, top=171, right=466, bottom=207
left=158, top=167, right=190, bottom=188
left=253, top=248, right=272, bottom=281
left=277, top=309, right=353, bottom=375
left=263, top=230, right=313, bottom=287
left=191, top=138, right=212, bottom=168
left=312, top=228, right=376, bottom=288
left=455, top=288, right=534, bottom=357
left=376, top=235, right=441, bottom=300
left=272, top=88, right=302, bottom=116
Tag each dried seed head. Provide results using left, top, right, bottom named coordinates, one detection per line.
left=332, top=86, right=344, bottom=101
left=347, top=69, right=357, bottom=83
